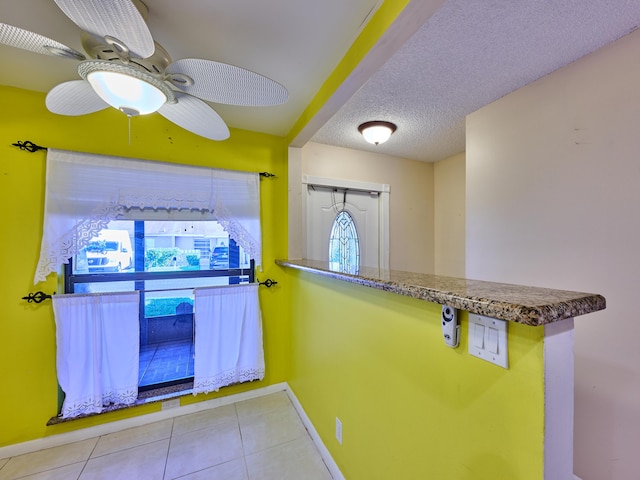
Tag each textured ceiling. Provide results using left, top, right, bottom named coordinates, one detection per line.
left=2, top=1, right=640, bottom=161
left=311, top=0, right=640, bottom=162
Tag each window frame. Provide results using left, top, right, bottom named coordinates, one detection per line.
left=65, top=260, right=255, bottom=293
left=64, top=219, right=256, bottom=292
left=63, top=220, right=256, bottom=394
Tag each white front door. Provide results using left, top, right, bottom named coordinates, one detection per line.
left=304, top=176, right=389, bottom=270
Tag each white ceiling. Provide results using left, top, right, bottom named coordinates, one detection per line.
left=2, top=1, right=640, bottom=162
left=0, top=0, right=379, bottom=135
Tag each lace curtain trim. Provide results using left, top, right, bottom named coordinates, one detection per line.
left=215, top=202, right=261, bottom=265
left=34, top=200, right=123, bottom=283
left=35, top=191, right=261, bottom=283
left=60, top=387, right=138, bottom=418
left=119, top=188, right=212, bottom=211
left=193, top=367, right=265, bottom=395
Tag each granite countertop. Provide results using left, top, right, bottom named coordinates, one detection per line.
left=276, top=259, right=606, bottom=326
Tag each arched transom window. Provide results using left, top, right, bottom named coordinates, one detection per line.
left=329, top=210, right=360, bottom=274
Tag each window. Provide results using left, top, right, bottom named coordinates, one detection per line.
left=39, top=150, right=265, bottom=415
left=64, top=219, right=254, bottom=392
left=304, top=176, right=389, bottom=270
left=329, top=210, right=360, bottom=274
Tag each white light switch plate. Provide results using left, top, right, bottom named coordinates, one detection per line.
left=468, top=313, right=508, bottom=368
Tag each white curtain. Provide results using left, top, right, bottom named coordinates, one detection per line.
left=52, top=292, right=140, bottom=418
left=35, top=149, right=261, bottom=283
left=193, top=284, right=264, bottom=394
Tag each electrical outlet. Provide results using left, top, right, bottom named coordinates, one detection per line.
left=336, top=417, right=343, bottom=445
left=162, top=398, right=180, bottom=410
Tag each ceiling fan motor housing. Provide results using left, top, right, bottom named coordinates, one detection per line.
left=81, top=32, right=172, bottom=77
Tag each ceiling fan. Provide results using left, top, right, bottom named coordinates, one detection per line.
left=0, top=0, right=289, bottom=140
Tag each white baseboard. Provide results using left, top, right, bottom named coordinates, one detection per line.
left=574, top=476, right=583, bottom=480
left=285, top=386, right=344, bottom=480
left=0, top=383, right=288, bottom=460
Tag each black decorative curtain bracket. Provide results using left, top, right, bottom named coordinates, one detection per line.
left=12, top=140, right=47, bottom=153
left=258, top=278, right=278, bottom=288
left=259, top=172, right=276, bottom=178
left=22, top=291, right=54, bottom=303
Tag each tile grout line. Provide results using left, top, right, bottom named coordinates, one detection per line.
left=233, top=403, right=252, bottom=479
left=138, top=344, right=157, bottom=387
left=74, top=436, right=100, bottom=480
left=162, top=417, right=175, bottom=480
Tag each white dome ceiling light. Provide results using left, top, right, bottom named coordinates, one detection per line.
left=358, top=121, right=397, bottom=145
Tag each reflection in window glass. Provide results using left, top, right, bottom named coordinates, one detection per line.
left=329, top=211, right=360, bottom=274
left=74, top=224, right=134, bottom=274
left=73, top=220, right=250, bottom=275
left=67, top=219, right=253, bottom=391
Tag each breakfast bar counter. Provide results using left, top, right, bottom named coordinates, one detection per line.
left=276, top=258, right=606, bottom=326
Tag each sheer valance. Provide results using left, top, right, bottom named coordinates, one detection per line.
left=35, top=149, right=261, bottom=283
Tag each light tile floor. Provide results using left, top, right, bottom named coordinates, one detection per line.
left=0, top=392, right=333, bottom=480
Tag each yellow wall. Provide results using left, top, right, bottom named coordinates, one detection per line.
left=287, top=269, right=545, bottom=480
left=0, top=86, right=289, bottom=447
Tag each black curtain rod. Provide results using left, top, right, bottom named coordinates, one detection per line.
left=22, top=279, right=277, bottom=303
left=11, top=140, right=276, bottom=178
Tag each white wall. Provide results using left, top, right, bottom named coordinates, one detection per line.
left=299, top=142, right=435, bottom=273
left=434, top=152, right=465, bottom=277
left=466, top=29, right=640, bottom=480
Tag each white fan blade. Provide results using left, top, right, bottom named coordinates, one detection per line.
left=166, top=59, right=289, bottom=106
left=0, top=23, right=85, bottom=60
left=46, top=80, right=109, bottom=115
left=54, top=0, right=154, bottom=58
left=159, top=92, right=230, bottom=141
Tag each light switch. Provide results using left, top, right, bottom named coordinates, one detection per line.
left=473, top=324, right=485, bottom=348
left=468, top=314, right=508, bottom=368
left=487, top=327, right=499, bottom=354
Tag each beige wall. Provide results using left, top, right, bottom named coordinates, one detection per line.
left=434, top=152, right=465, bottom=277
left=298, top=142, right=435, bottom=273
left=466, top=29, right=640, bottom=480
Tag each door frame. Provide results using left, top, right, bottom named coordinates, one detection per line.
left=302, top=174, right=390, bottom=269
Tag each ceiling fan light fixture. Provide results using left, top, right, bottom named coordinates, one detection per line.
left=87, top=72, right=167, bottom=116
left=87, top=71, right=166, bottom=115
left=79, top=60, right=175, bottom=116
left=358, top=121, right=397, bottom=145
